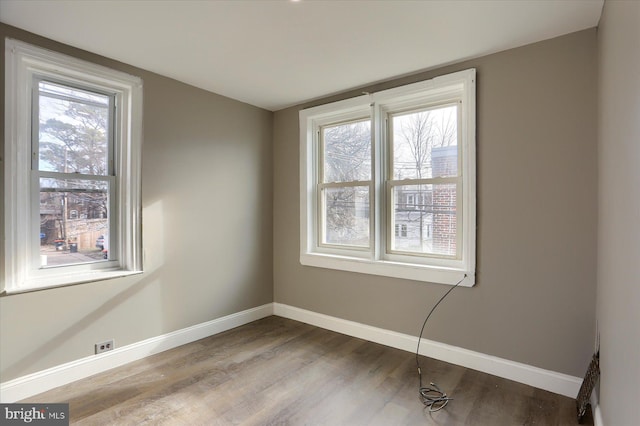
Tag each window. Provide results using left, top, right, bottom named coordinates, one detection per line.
left=395, top=224, right=408, bottom=238
left=3, top=39, right=143, bottom=293
left=300, top=69, right=476, bottom=286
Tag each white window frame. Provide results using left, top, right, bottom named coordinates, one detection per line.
left=300, top=69, right=476, bottom=286
left=3, top=39, right=143, bottom=294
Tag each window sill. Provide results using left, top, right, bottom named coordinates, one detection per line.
left=1, top=270, right=144, bottom=295
left=300, top=252, right=474, bottom=286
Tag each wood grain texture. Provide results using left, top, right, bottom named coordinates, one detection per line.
left=22, top=316, right=593, bottom=425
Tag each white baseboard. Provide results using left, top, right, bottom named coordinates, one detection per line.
left=1, top=302, right=585, bottom=403
left=591, top=391, right=604, bottom=426
left=273, top=303, right=582, bottom=398
left=0, top=303, right=274, bottom=403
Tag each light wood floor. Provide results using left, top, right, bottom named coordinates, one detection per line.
left=23, top=316, right=592, bottom=425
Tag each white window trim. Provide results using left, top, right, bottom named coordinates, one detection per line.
left=300, top=69, right=476, bottom=286
left=3, top=39, right=143, bottom=294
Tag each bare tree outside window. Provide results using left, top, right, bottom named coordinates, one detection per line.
left=393, top=106, right=457, bottom=180
left=37, top=81, right=111, bottom=265
left=391, top=105, right=458, bottom=256
left=321, top=120, right=371, bottom=246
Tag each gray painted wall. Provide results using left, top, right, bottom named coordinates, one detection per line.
left=597, top=1, right=640, bottom=423
left=274, top=29, right=598, bottom=377
left=0, top=24, right=274, bottom=381
left=1, top=22, right=602, bottom=388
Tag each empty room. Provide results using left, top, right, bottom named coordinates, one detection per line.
left=0, top=1, right=638, bottom=425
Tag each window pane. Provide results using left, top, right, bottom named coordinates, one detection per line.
left=323, top=120, right=371, bottom=183
left=38, top=81, right=110, bottom=175
left=39, top=178, right=110, bottom=267
left=391, top=105, right=458, bottom=179
left=391, top=183, right=457, bottom=257
left=322, top=186, right=369, bottom=247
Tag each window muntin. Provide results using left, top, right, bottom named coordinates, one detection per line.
left=4, top=38, right=143, bottom=294
left=300, top=69, right=476, bottom=286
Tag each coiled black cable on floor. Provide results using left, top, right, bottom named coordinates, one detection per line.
left=415, top=274, right=466, bottom=411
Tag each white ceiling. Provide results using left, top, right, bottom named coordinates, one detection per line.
left=1, top=0, right=603, bottom=111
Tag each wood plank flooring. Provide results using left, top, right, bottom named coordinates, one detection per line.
left=22, top=316, right=593, bottom=425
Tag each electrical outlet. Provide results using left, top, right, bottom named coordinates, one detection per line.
left=95, top=339, right=114, bottom=354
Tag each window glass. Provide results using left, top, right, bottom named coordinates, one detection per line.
left=322, top=120, right=371, bottom=183
left=391, top=183, right=457, bottom=257
left=38, top=81, right=110, bottom=175
left=322, top=186, right=370, bottom=247
left=36, top=80, right=113, bottom=268
left=391, top=105, right=458, bottom=180
left=38, top=178, right=110, bottom=267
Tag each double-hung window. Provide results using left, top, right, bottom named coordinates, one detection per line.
left=300, top=69, right=476, bottom=286
left=3, top=39, right=143, bottom=293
